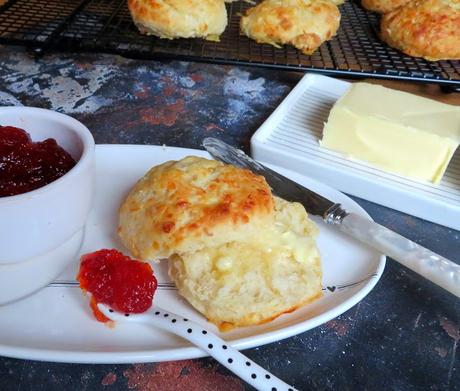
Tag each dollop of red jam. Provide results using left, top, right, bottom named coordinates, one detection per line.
left=0, top=125, right=76, bottom=197
left=77, top=249, right=157, bottom=323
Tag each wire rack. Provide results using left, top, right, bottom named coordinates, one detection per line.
left=0, top=0, right=459, bottom=88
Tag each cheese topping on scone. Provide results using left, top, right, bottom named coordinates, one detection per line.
left=119, top=156, right=274, bottom=260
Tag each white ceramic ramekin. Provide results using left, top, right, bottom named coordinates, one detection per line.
left=0, top=107, right=95, bottom=265
left=0, top=228, right=85, bottom=304
left=0, top=107, right=95, bottom=263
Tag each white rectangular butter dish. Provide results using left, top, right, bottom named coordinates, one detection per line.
left=251, top=74, right=460, bottom=231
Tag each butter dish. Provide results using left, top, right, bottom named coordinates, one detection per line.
left=251, top=74, right=460, bottom=231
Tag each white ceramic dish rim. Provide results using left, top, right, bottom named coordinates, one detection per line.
left=0, top=145, right=386, bottom=363
left=0, top=106, right=94, bottom=205
left=0, top=272, right=384, bottom=364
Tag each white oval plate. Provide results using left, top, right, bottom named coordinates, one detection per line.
left=0, top=145, right=385, bottom=364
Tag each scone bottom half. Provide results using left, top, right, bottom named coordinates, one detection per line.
left=118, top=156, right=323, bottom=331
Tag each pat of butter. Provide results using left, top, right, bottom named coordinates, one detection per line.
left=320, top=83, right=460, bottom=184
left=216, top=256, right=233, bottom=271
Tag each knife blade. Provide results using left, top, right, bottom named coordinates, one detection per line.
left=203, top=137, right=460, bottom=298
left=202, top=137, right=337, bottom=218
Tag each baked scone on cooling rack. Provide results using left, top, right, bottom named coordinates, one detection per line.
left=240, top=0, right=341, bottom=55
left=118, top=156, right=322, bottom=331
left=361, top=0, right=412, bottom=13
left=127, top=0, right=228, bottom=41
left=380, top=0, right=460, bottom=61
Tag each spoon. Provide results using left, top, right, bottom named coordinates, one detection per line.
left=98, top=303, right=298, bottom=391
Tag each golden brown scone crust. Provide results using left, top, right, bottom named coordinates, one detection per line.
left=127, top=0, right=228, bottom=40
left=118, top=156, right=274, bottom=260
left=361, top=0, right=412, bottom=13
left=168, top=197, right=322, bottom=330
left=380, top=0, right=460, bottom=61
left=240, top=0, right=341, bottom=55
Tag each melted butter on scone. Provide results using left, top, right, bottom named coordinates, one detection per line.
left=168, top=197, right=322, bottom=330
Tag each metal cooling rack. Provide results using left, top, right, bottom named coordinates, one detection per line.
left=0, top=0, right=459, bottom=88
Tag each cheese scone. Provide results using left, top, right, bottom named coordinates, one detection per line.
left=380, top=0, right=460, bottom=61
left=240, top=0, right=341, bottom=55
left=119, top=156, right=274, bottom=260
left=128, top=0, right=228, bottom=41
left=169, top=196, right=322, bottom=330
left=361, top=0, right=412, bottom=13
left=119, top=156, right=322, bottom=330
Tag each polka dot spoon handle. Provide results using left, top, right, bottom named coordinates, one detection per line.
left=98, top=304, right=297, bottom=391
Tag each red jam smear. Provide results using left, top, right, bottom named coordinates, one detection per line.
left=77, top=249, right=157, bottom=323
left=0, top=125, right=76, bottom=197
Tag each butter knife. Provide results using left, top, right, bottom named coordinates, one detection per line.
left=203, top=137, right=460, bottom=298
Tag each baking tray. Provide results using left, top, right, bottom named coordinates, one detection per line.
left=251, top=73, right=460, bottom=230
left=0, top=0, right=458, bottom=88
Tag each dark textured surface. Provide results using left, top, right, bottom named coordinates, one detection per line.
left=0, top=0, right=459, bottom=87
left=0, top=46, right=459, bottom=391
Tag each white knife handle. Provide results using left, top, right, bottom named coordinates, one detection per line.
left=335, top=212, right=460, bottom=297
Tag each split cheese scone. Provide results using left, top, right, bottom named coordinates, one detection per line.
left=119, top=156, right=322, bottom=330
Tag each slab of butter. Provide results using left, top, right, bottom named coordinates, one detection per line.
left=320, top=82, right=460, bottom=184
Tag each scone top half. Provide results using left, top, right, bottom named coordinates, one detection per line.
left=118, top=156, right=275, bottom=261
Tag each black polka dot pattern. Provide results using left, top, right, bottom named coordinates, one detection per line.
left=142, top=307, right=296, bottom=391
